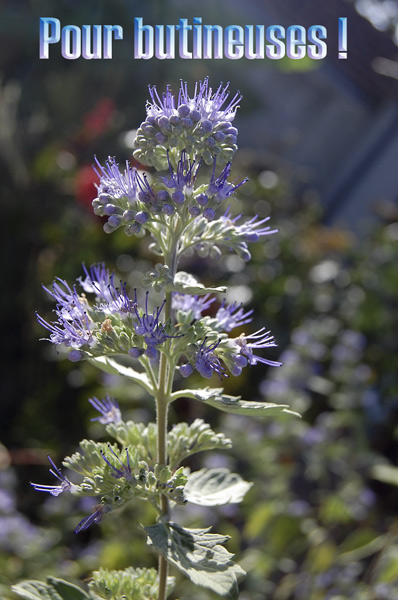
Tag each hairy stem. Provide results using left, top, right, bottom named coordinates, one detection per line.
left=156, top=236, right=178, bottom=600
left=156, top=316, right=170, bottom=600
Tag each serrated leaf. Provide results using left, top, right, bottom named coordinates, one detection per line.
left=12, top=579, right=90, bottom=600
left=88, top=357, right=152, bottom=392
left=106, top=421, right=157, bottom=462
left=168, top=419, right=232, bottom=469
left=172, top=387, right=300, bottom=417
left=145, top=522, right=244, bottom=599
left=168, top=271, right=227, bottom=295
left=184, top=468, right=252, bottom=506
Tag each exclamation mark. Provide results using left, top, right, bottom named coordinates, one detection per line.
left=338, top=17, right=348, bottom=59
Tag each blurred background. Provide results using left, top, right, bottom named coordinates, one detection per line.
left=1, top=0, right=398, bottom=598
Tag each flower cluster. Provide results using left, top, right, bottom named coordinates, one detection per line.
left=173, top=294, right=281, bottom=379
left=37, top=264, right=176, bottom=363
left=133, top=78, right=240, bottom=169
left=92, top=153, right=250, bottom=240
left=31, top=396, right=189, bottom=534
left=91, top=158, right=154, bottom=236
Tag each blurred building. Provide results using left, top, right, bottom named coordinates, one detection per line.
left=228, top=0, right=398, bottom=229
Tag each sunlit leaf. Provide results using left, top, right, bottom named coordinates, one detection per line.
left=172, top=387, right=300, bottom=417
left=184, top=468, right=252, bottom=506
left=371, top=464, right=398, bottom=487
left=88, top=356, right=151, bottom=392
left=144, top=522, right=244, bottom=599
left=12, top=578, right=90, bottom=600
left=168, top=419, right=232, bottom=469
left=168, top=271, right=227, bottom=295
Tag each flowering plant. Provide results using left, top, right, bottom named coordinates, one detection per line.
left=12, top=78, right=296, bottom=600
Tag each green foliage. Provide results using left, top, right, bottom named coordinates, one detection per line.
left=63, top=439, right=188, bottom=507
left=144, top=522, right=244, bottom=599
left=167, top=419, right=232, bottom=469
left=88, top=357, right=152, bottom=393
left=12, top=578, right=92, bottom=600
left=88, top=567, right=175, bottom=600
left=184, top=468, right=252, bottom=506
left=106, top=422, right=158, bottom=462
left=173, top=386, right=299, bottom=416
left=168, top=271, right=227, bottom=295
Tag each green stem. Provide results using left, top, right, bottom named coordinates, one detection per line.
left=156, top=387, right=169, bottom=600
left=156, top=324, right=170, bottom=600
left=156, top=235, right=178, bottom=600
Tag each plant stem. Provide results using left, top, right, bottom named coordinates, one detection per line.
left=156, top=237, right=178, bottom=600
left=156, top=351, right=170, bottom=600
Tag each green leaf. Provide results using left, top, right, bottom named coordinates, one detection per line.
left=106, top=421, right=157, bottom=462
left=168, top=271, right=227, bottom=295
left=12, top=581, right=56, bottom=600
left=184, top=468, right=252, bottom=506
left=144, top=522, right=244, bottom=599
left=172, top=387, right=300, bottom=417
left=167, top=419, right=232, bottom=469
left=12, top=578, right=90, bottom=600
left=46, top=579, right=90, bottom=600
left=88, top=357, right=152, bottom=392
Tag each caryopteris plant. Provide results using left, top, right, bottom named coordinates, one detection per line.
left=13, top=78, right=297, bottom=600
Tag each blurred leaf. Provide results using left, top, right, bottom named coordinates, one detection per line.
left=371, top=464, right=398, bottom=487
left=306, top=542, right=335, bottom=574
left=375, top=545, right=398, bottom=584
left=269, top=515, right=302, bottom=555
left=337, top=530, right=385, bottom=562
left=319, top=494, right=352, bottom=525
left=244, top=502, right=275, bottom=540
left=184, top=468, right=252, bottom=506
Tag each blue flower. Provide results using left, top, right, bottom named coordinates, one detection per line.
left=195, top=338, right=226, bottom=379
left=92, top=158, right=153, bottom=236
left=146, top=78, right=241, bottom=126
left=215, top=300, right=253, bottom=332
left=172, top=293, right=215, bottom=321
left=75, top=504, right=108, bottom=534
left=81, top=263, right=137, bottom=315
left=101, top=446, right=134, bottom=482
left=134, top=78, right=241, bottom=168
left=134, top=293, right=174, bottom=358
left=89, top=395, right=122, bottom=425
left=94, top=156, right=138, bottom=202
left=178, top=78, right=241, bottom=126
left=222, top=207, right=277, bottom=242
left=207, top=162, right=248, bottom=201
left=161, top=151, right=200, bottom=195
left=36, top=307, right=94, bottom=351
left=99, top=278, right=137, bottom=316
left=31, top=456, right=76, bottom=497
left=234, top=329, right=282, bottom=367
left=79, top=263, right=113, bottom=301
